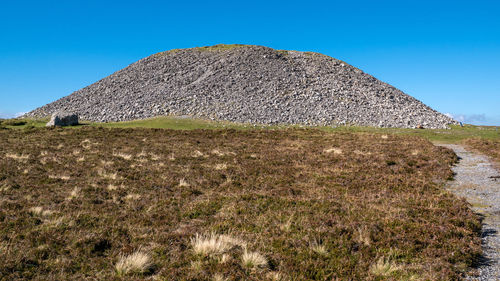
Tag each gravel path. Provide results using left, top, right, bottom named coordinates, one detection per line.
left=441, top=144, right=500, bottom=280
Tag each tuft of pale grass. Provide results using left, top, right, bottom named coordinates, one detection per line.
left=211, top=149, right=225, bottom=156
left=113, top=152, right=133, bottom=160
left=190, top=260, right=203, bottom=271
left=137, top=157, right=149, bottom=163
left=125, top=193, right=141, bottom=200
left=115, top=250, right=152, bottom=276
left=310, top=240, right=328, bottom=255
left=80, top=139, right=91, bottom=149
left=267, top=272, right=286, bottom=281
left=149, top=153, right=160, bottom=161
left=66, top=188, right=80, bottom=201
left=324, top=148, right=342, bottom=155
left=212, top=273, right=228, bottom=281
left=179, top=178, right=190, bottom=187
left=214, top=163, right=227, bottom=170
left=191, top=233, right=230, bottom=256
left=46, top=216, right=66, bottom=227
left=381, top=135, right=389, bottom=139
left=29, top=207, right=54, bottom=217
left=6, top=153, right=29, bottom=161
left=191, top=233, right=245, bottom=256
left=29, top=206, right=43, bottom=216
left=357, top=227, right=371, bottom=246
left=241, top=250, right=267, bottom=269
left=218, top=253, right=230, bottom=264
left=100, top=160, right=114, bottom=166
left=0, top=242, right=9, bottom=255
left=49, top=174, right=70, bottom=180
left=192, top=150, right=204, bottom=158
left=370, top=257, right=401, bottom=277
left=42, top=210, right=55, bottom=217
left=279, top=216, right=293, bottom=232
left=97, top=169, right=118, bottom=180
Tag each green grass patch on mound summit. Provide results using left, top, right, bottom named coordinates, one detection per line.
left=195, top=44, right=248, bottom=52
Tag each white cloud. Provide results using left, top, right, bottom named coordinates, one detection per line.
left=0, top=112, right=14, bottom=119
left=14, top=112, right=28, bottom=118
left=0, top=111, right=27, bottom=119
left=447, top=113, right=500, bottom=126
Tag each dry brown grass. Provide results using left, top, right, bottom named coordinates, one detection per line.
left=241, top=250, right=268, bottom=269
left=113, top=151, right=133, bottom=160
left=323, top=147, right=342, bottom=154
left=5, top=153, right=29, bottom=162
left=464, top=138, right=500, bottom=168
left=214, top=163, right=228, bottom=170
left=0, top=127, right=481, bottom=280
left=309, top=240, right=328, bottom=256
left=212, top=273, right=229, bottom=281
left=370, top=257, right=402, bottom=277
left=115, top=249, right=152, bottom=276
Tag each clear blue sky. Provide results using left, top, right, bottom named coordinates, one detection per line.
left=1, top=0, right=499, bottom=125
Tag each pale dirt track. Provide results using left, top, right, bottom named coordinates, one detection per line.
left=441, top=144, right=500, bottom=280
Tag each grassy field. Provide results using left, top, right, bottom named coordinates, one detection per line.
left=0, top=118, right=48, bottom=129
left=94, top=116, right=500, bottom=143
left=4, top=116, right=500, bottom=143
left=326, top=124, right=500, bottom=144
left=0, top=126, right=482, bottom=280
left=95, top=117, right=500, bottom=144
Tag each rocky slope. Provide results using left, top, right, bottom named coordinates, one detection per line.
left=25, top=44, right=457, bottom=128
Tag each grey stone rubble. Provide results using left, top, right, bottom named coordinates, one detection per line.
left=46, top=112, right=79, bottom=127
left=25, top=45, right=457, bottom=128
left=440, top=144, right=500, bottom=280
